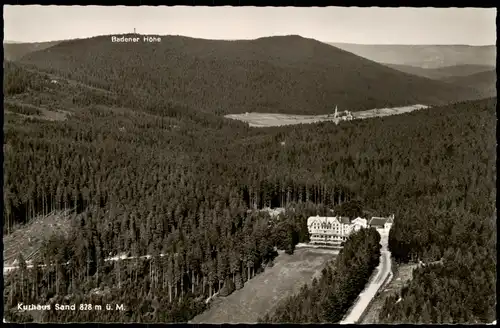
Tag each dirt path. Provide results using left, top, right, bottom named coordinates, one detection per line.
left=190, top=248, right=337, bottom=324
left=4, top=100, right=69, bottom=121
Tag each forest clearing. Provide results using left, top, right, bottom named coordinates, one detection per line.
left=3, top=209, right=73, bottom=267
left=225, top=104, right=429, bottom=127
left=3, top=6, right=496, bottom=323
left=189, top=248, right=337, bottom=323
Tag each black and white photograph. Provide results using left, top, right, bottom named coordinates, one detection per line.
left=2, top=5, right=497, bottom=324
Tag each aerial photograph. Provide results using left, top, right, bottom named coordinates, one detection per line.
left=2, top=5, right=496, bottom=324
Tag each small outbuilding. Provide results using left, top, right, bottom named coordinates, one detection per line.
left=368, top=214, right=394, bottom=231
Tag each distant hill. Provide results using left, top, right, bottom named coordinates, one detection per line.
left=3, top=41, right=62, bottom=61
left=18, top=34, right=485, bottom=115
left=384, top=64, right=497, bottom=99
left=384, top=64, right=495, bottom=81
left=329, top=43, right=496, bottom=69
left=442, top=70, right=497, bottom=99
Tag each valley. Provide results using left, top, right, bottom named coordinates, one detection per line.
left=2, top=6, right=496, bottom=324
left=329, top=43, right=496, bottom=68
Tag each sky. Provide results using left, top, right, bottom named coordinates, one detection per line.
left=3, top=6, right=497, bottom=45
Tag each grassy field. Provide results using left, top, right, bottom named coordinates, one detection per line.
left=359, top=261, right=418, bottom=324
left=225, top=104, right=429, bottom=127
left=190, top=248, right=337, bottom=323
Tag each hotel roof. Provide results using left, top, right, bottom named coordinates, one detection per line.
left=369, top=217, right=391, bottom=226
left=339, top=217, right=350, bottom=224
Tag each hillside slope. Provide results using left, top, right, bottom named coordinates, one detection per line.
left=442, top=70, right=497, bottom=98
left=3, top=52, right=496, bottom=323
left=384, top=64, right=495, bottom=80
left=19, top=34, right=483, bottom=115
left=330, top=43, right=496, bottom=68
left=3, top=41, right=62, bottom=61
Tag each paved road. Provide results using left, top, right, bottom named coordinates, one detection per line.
left=375, top=248, right=390, bottom=284
left=340, top=230, right=392, bottom=324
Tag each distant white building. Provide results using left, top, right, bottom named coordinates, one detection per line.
left=342, top=111, right=354, bottom=121
left=332, top=105, right=354, bottom=123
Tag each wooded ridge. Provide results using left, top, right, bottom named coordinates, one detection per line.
left=17, top=35, right=485, bottom=115
left=3, top=47, right=496, bottom=323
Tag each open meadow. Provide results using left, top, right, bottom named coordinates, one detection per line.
left=190, top=248, right=338, bottom=323
left=225, top=104, right=429, bottom=127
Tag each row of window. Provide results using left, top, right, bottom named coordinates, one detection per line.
left=312, top=222, right=345, bottom=227
left=311, top=223, right=364, bottom=230
left=312, top=226, right=352, bottom=231
left=310, top=234, right=347, bottom=240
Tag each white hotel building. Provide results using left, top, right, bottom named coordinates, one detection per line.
left=307, top=215, right=393, bottom=246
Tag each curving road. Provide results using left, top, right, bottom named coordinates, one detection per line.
left=340, top=229, right=392, bottom=324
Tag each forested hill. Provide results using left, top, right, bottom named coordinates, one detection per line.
left=384, top=64, right=494, bottom=81
left=3, top=58, right=496, bottom=322
left=442, top=70, right=497, bottom=99
left=330, top=43, right=496, bottom=68
left=3, top=40, right=62, bottom=61
left=18, top=34, right=483, bottom=115
left=4, top=38, right=496, bottom=323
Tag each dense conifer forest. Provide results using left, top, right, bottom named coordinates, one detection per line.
left=3, top=40, right=496, bottom=324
